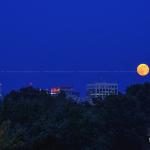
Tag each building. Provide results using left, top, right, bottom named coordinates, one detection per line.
left=87, top=82, right=118, bottom=100
left=50, top=86, right=80, bottom=101
left=60, top=86, right=80, bottom=101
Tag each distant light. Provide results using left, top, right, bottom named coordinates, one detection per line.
left=51, top=88, right=60, bottom=95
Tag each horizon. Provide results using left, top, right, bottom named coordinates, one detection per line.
left=0, top=75, right=149, bottom=97
left=0, top=0, right=150, bottom=96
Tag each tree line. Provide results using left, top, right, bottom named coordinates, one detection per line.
left=0, top=83, right=150, bottom=150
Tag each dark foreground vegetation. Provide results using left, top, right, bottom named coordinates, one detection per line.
left=0, top=83, right=150, bottom=150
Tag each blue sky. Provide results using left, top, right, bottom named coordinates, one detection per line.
left=0, top=0, right=150, bottom=96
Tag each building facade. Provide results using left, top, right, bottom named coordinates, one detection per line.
left=87, top=83, right=118, bottom=100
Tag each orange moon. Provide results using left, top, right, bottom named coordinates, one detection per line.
left=137, top=64, right=149, bottom=76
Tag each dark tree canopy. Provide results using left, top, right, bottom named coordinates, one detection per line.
left=0, top=83, right=149, bottom=150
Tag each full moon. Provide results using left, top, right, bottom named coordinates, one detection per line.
left=137, top=64, right=150, bottom=76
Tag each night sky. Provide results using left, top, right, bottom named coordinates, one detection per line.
left=0, top=0, right=150, bottom=96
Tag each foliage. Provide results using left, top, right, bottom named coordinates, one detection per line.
left=0, top=84, right=149, bottom=150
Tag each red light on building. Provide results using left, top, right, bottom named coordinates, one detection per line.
left=51, top=88, right=60, bottom=95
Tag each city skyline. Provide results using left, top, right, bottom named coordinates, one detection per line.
left=0, top=67, right=149, bottom=96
